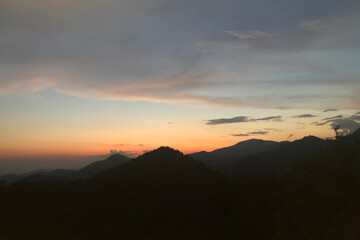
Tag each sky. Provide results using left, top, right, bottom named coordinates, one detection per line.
left=1, top=0, right=360, bottom=173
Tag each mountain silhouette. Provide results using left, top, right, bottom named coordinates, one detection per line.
left=188, top=135, right=339, bottom=176
left=0, top=169, right=52, bottom=184
left=85, top=147, right=230, bottom=239
left=227, top=135, right=331, bottom=176
left=1, top=138, right=360, bottom=239
left=189, top=139, right=287, bottom=168
left=92, top=146, right=219, bottom=183
left=212, top=139, right=286, bottom=157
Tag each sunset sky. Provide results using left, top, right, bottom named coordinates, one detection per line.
left=1, top=0, right=360, bottom=172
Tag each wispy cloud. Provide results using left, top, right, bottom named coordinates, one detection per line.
left=117, top=150, right=139, bottom=158
left=224, top=30, right=274, bottom=40
left=254, top=116, right=283, bottom=122
left=300, top=18, right=337, bottom=32
left=197, top=30, right=274, bottom=52
left=330, top=119, right=360, bottom=135
left=312, top=113, right=360, bottom=134
left=232, top=131, right=269, bottom=137
left=196, top=40, right=252, bottom=52
left=292, top=114, right=317, bottom=118
left=312, top=121, right=327, bottom=126
left=312, top=114, right=343, bottom=126
left=264, top=128, right=282, bottom=131
left=323, top=109, right=338, bottom=112
left=349, top=114, right=360, bottom=121
left=206, top=116, right=249, bottom=125
left=249, top=131, right=269, bottom=135
left=323, top=115, right=343, bottom=121
left=231, top=133, right=250, bottom=137
left=206, top=115, right=282, bottom=125
left=1, top=0, right=359, bottom=111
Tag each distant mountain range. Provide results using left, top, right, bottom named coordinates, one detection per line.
left=1, top=128, right=359, bottom=184
left=189, top=128, right=360, bottom=176
left=0, top=154, right=130, bottom=183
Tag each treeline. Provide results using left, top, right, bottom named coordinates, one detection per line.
left=0, top=142, right=359, bottom=239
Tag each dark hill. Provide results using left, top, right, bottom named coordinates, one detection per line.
left=93, top=146, right=220, bottom=183
left=74, top=147, right=229, bottom=239
left=189, top=139, right=286, bottom=168
left=211, top=139, right=285, bottom=157
left=228, top=135, right=331, bottom=176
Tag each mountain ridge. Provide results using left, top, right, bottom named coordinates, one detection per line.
left=188, top=138, right=288, bottom=168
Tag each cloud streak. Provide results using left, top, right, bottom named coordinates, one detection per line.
left=254, top=116, right=283, bottom=122
left=206, top=115, right=282, bottom=125
left=323, top=109, right=338, bottom=112
left=232, top=131, right=269, bottom=137
left=206, top=116, right=249, bottom=125
left=292, top=114, right=317, bottom=118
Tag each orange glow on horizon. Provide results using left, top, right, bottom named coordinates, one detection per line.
left=0, top=125, right=336, bottom=159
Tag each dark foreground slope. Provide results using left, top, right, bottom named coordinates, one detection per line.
left=0, top=138, right=360, bottom=240
left=272, top=136, right=360, bottom=240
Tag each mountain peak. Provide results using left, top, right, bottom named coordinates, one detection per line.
left=140, top=146, right=184, bottom=159
left=239, top=138, right=272, bottom=143
left=300, top=135, right=322, bottom=141
left=210, top=138, right=281, bottom=157
left=156, top=146, right=179, bottom=152
left=93, top=146, right=212, bottom=182
left=232, top=139, right=280, bottom=147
